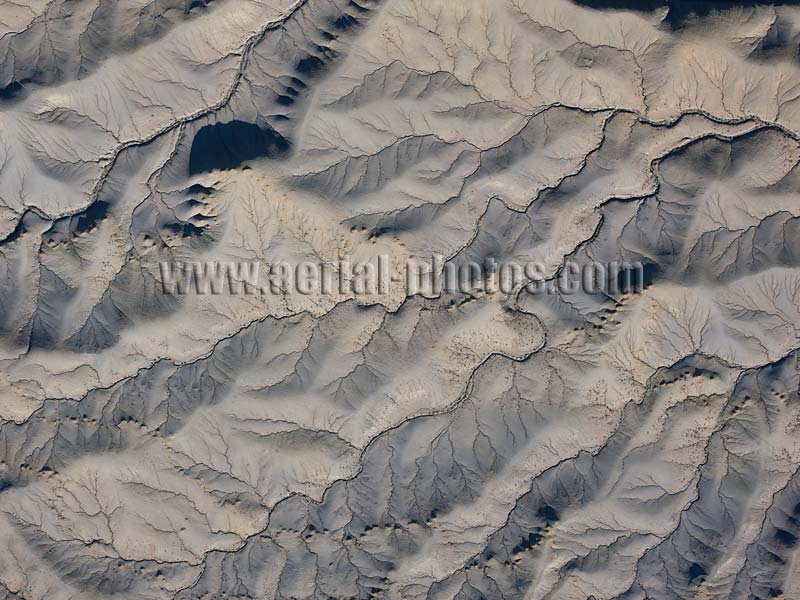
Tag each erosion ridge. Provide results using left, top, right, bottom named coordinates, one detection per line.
left=1, top=0, right=800, bottom=598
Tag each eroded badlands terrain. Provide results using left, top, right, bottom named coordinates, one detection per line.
left=1, top=0, right=800, bottom=598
